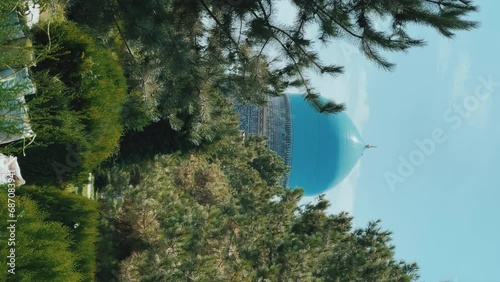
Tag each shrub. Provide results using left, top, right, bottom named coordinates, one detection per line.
left=0, top=186, right=83, bottom=281
left=16, top=185, right=100, bottom=281
left=13, top=21, right=127, bottom=185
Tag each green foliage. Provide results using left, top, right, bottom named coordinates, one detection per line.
left=0, top=2, right=27, bottom=45
left=96, top=133, right=419, bottom=281
left=67, top=0, right=479, bottom=124
left=0, top=38, right=33, bottom=69
left=121, top=92, right=154, bottom=132
left=58, top=0, right=480, bottom=169
left=34, top=22, right=127, bottom=160
left=245, top=135, right=290, bottom=185
left=4, top=72, right=85, bottom=182
left=0, top=0, right=61, bottom=69
left=0, top=186, right=82, bottom=282
left=172, top=154, right=231, bottom=206
left=16, top=185, right=100, bottom=281
left=66, top=0, right=115, bottom=33
left=10, top=21, right=127, bottom=185
left=117, top=88, right=240, bottom=162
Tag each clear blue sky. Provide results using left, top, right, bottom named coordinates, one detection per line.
left=277, top=1, right=500, bottom=281
left=355, top=2, right=500, bottom=281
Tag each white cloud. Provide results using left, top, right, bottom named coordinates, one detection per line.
left=469, top=98, right=493, bottom=127
left=350, top=69, right=370, bottom=132
left=449, top=54, right=493, bottom=128
left=327, top=162, right=361, bottom=214
left=451, top=53, right=470, bottom=101
left=437, top=38, right=451, bottom=75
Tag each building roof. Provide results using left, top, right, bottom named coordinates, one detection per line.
left=287, top=94, right=365, bottom=196
left=0, top=9, right=36, bottom=145
left=0, top=11, right=25, bottom=42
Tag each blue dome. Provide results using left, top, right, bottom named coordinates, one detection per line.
left=288, top=94, right=365, bottom=196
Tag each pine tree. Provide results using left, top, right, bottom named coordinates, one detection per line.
left=69, top=0, right=478, bottom=115
left=65, top=0, right=478, bottom=153
left=96, top=133, right=420, bottom=281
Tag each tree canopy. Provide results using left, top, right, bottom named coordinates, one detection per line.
left=95, top=134, right=419, bottom=281
left=62, top=0, right=480, bottom=154
left=69, top=0, right=478, bottom=118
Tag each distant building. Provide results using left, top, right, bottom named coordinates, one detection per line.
left=0, top=8, right=37, bottom=145
left=235, top=94, right=368, bottom=196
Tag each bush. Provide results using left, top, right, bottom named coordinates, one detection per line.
left=16, top=185, right=100, bottom=281
left=13, top=21, right=127, bottom=185
left=0, top=186, right=83, bottom=281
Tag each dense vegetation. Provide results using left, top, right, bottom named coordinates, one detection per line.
left=16, top=186, right=100, bottom=281
left=97, top=135, right=419, bottom=281
left=0, top=185, right=99, bottom=281
left=0, top=0, right=479, bottom=281
left=17, top=21, right=127, bottom=185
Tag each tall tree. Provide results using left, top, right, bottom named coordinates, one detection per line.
left=70, top=0, right=478, bottom=114
left=96, top=134, right=419, bottom=281
left=65, top=0, right=479, bottom=153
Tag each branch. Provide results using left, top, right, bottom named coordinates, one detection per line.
left=270, top=32, right=321, bottom=111
left=112, top=13, right=135, bottom=59
left=199, top=0, right=240, bottom=50
left=310, top=2, right=363, bottom=39
left=267, top=24, right=325, bottom=72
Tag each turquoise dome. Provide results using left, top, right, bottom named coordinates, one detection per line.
left=288, top=94, right=365, bottom=196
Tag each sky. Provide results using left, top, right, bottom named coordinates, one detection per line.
left=277, top=1, right=500, bottom=282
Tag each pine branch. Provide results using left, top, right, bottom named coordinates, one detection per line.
left=199, top=0, right=244, bottom=57
left=112, top=12, right=135, bottom=59
left=310, top=2, right=363, bottom=39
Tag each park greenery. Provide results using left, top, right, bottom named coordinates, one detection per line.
left=0, top=0, right=479, bottom=281
left=0, top=185, right=98, bottom=281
